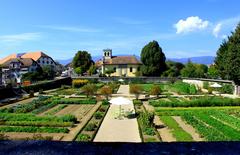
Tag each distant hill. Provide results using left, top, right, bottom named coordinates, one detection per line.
left=57, top=55, right=215, bottom=66
left=168, top=56, right=215, bottom=65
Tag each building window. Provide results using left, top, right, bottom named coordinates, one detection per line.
left=130, top=67, right=133, bottom=72
left=47, top=61, right=49, bottom=64
left=42, top=61, right=45, bottom=64
left=137, top=67, right=140, bottom=72
left=113, top=67, right=116, bottom=72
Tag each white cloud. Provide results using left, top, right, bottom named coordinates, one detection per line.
left=174, top=16, right=209, bottom=34
left=212, top=15, right=240, bottom=38
left=213, top=23, right=222, bottom=37
left=37, top=25, right=102, bottom=33
left=0, top=33, right=41, bottom=43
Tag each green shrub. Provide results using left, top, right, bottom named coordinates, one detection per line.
left=102, top=99, right=110, bottom=105
left=170, top=81, right=198, bottom=95
left=203, top=81, right=209, bottom=89
left=60, top=115, right=77, bottom=123
left=23, top=77, right=72, bottom=93
left=76, top=134, right=91, bottom=141
left=133, top=100, right=142, bottom=105
left=84, top=122, right=97, bottom=131
left=94, top=112, right=104, bottom=119
left=138, top=112, right=154, bottom=130
left=144, top=127, right=156, bottom=136
left=208, top=87, right=213, bottom=94
left=98, top=106, right=108, bottom=112
left=72, top=79, right=88, bottom=88
left=220, top=84, right=234, bottom=94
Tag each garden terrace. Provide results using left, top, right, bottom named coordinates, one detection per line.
left=155, top=106, right=240, bottom=141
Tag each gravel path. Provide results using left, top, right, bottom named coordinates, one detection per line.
left=94, top=85, right=141, bottom=142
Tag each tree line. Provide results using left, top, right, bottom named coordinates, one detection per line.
left=72, top=23, right=240, bottom=84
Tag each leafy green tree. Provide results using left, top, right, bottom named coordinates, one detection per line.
left=195, top=64, right=208, bottom=78
left=207, top=65, right=219, bottom=79
left=149, top=85, right=162, bottom=97
left=74, top=67, right=83, bottom=76
left=140, top=40, right=167, bottom=76
left=215, top=23, right=240, bottom=84
left=181, top=60, right=208, bottom=78
left=129, top=84, right=143, bottom=100
left=81, top=84, right=97, bottom=98
left=105, top=68, right=115, bottom=77
left=42, top=65, right=56, bottom=79
left=72, top=51, right=93, bottom=74
left=180, top=60, right=196, bottom=77
left=215, top=40, right=231, bottom=79
left=100, top=86, right=113, bottom=100
left=88, top=65, right=97, bottom=76
left=162, top=61, right=184, bottom=77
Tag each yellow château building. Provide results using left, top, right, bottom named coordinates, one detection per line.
left=97, top=49, right=142, bottom=77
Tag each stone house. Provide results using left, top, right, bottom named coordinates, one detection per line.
left=97, top=49, right=142, bottom=77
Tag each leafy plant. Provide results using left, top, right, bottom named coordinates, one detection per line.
left=76, top=134, right=91, bottom=142
left=94, top=112, right=104, bottom=119
left=84, top=122, right=97, bottom=131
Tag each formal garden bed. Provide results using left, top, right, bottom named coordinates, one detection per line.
left=133, top=100, right=161, bottom=142
left=75, top=100, right=110, bottom=142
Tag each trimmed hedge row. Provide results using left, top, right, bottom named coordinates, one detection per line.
left=150, top=96, right=240, bottom=107
left=22, top=77, right=72, bottom=93
left=56, top=98, right=97, bottom=104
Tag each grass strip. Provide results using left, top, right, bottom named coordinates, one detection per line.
left=160, top=116, right=193, bottom=141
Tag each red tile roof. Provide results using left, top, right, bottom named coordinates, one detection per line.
left=21, top=51, right=50, bottom=61
left=104, top=56, right=141, bottom=65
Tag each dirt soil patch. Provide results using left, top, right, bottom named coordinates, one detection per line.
left=55, top=105, right=94, bottom=120
left=4, top=132, right=67, bottom=141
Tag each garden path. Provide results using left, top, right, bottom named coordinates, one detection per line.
left=94, top=85, right=141, bottom=142
left=172, top=116, right=203, bottom=141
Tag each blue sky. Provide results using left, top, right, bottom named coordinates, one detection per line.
left=0, top=0, right=239, bottom=60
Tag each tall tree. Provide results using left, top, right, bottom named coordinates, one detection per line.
left=162, top=61, right=184, bottom=77
left=140, top=40, right=167, bottom=76
left=215, top=40, right=231, bottom=79
left=207, top=65, right=219, bottom=79
left=180, top=60, right=208, bottom=78
left=215, top=23, right=240, bottom=84
left=72, top=51, right=93, bottom=75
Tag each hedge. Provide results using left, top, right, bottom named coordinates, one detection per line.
left=22, top=77, right=72, bottom=93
